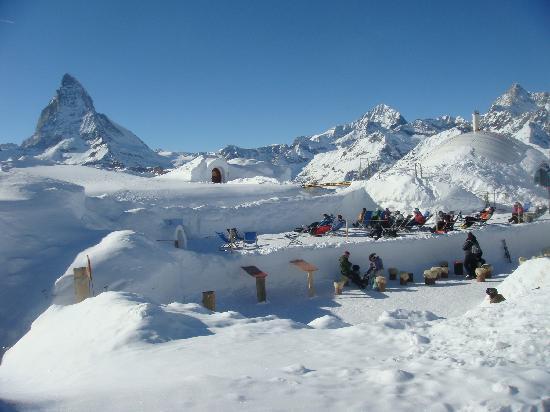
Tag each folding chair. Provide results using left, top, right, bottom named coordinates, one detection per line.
left=243, top=231, right=258, bottom=248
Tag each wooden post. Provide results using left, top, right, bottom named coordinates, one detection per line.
left=256, top=277, right=267, bottom=303
left=346, top=221, right=349, bottom=238
left=202, top=291, right=216, bottom=311
left=241, top=266, right=268, bottom=303
left=289, top=260, right=318, bottom=298
left=307, top=271, right=315, bottom=297
left=73, top=267, right=91, bottom=303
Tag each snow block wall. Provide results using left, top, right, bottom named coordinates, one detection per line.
left=53, top=221, right=550, bottom=308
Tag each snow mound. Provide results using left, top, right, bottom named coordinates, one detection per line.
left=365, top=129, right=549, bottom=211
left=497, top=257, right=550, bottom=301
left=307, top=315, right=350, bottom=329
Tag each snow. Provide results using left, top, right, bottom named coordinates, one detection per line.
left=1, top=80, right=549, bottom=410
left=1, top=258, right=549, bottom=411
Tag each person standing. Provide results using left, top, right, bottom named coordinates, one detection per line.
left=463, top=232, right=482, bottom=279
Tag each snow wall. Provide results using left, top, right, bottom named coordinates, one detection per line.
left=54, top=220, right=550, bottom=309
left=117, top=186, right=377, bottom=240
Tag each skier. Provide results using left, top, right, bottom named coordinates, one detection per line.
left=463, top=232, right=483, bottom=279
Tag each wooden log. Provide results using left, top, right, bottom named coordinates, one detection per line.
left=375, top=276, right=387, bottom=292
left=399, top=272, right=409, bottom=285
left=256, top=277, right=267, bottom=303
left=333, top=281, right=344, bottom=295
left=475, top=268, right=487, bottom=282
left=307, top=271, right=316, bottom=298
left=481, top=264, right=493, bottom=278
left=388, top=268, right=398, bottom=280
left=73, top=267, right=90, bottom=303
left=430, top=267, right=443, bottom=279
left=202, top=291, right=216, bottom=311
left=424, top=269, right=437, bottom=285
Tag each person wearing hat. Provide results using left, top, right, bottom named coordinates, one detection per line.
left=486, top=288, right=505, bottom=303
left=363, top=253, right=384, bottom=288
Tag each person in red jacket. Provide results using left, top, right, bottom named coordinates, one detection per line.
left=508, top=202, right=524, bottom=224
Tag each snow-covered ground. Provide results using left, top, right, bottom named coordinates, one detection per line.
left=1, top=164, right=549, bottom=411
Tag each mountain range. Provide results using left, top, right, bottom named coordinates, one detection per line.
left=1, top=75, right=548, bottom=181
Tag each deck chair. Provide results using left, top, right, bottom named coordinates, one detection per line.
left=243, top=231, right=258, bottom=247
left=216, top=231, right=235, bottom=250
left=327, top=219, right=346, bottom=235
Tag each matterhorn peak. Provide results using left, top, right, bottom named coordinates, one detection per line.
left=19, top=73, right=168, bottom=170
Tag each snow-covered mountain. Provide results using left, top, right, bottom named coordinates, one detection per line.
left=20, top=74, right=169, bottom=171
left=481, top=83, right=549, bottom=152
left=220, top=105, right=470, bottom=182
left=218, top=84, right=548, bottom=183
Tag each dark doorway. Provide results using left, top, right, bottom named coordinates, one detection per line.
left=211, top=168, right=222, bottom=183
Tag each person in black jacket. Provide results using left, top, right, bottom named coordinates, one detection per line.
left=463, top=232, right=483, bottom=279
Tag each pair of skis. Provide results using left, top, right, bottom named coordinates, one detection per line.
left=501, top=239, right=512, bottom=263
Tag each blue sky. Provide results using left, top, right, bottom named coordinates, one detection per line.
left=0, top=0, right=549, bottom=152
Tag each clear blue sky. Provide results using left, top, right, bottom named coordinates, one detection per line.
left=1, top=0, right=549, bottom=152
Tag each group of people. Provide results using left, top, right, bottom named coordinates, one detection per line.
left=336, top=233, right=505, bottom=303
left=296, top=213, right=347, bottom=236
left=339, top=251, right=384, bottom=290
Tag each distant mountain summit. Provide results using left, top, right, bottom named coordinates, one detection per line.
left=218, top=84, right=548, bottom=182
left=482, top=83, right=549, bottom=150
left=22, top=74, right=168, bottom=170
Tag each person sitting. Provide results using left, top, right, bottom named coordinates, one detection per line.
left=352, top=208, right=367, bottom=228
left=486, top=288, right=506, bottom=303
left=330, top=215, right=346, bottom=232
left=408, top=208, right=426, bottom=227
left=393, top=210, right=405, bottom=226
left=368, top=223, right=383, bottom=240
left=339, top=252, right=365, bottom=289
left=319, top=213, right=334, bottom=227
left=508, top=202, right=524, bottom=224
left=380, top=208, right=392, bottom=228
left=370, top=209, right=381, bottom=228
left=363, top=253, right=384, bottom=287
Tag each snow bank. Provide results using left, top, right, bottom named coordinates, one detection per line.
left=365, top=130, right=549, bottom=211
left=2, top=260, right=549, bottom=411
left=497, top=257, right=550, bottom=301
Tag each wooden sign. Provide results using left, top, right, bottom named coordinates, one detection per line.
left=241, top=266, right=268, bottom=278
left=289, top=259, right=318, bottom=273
